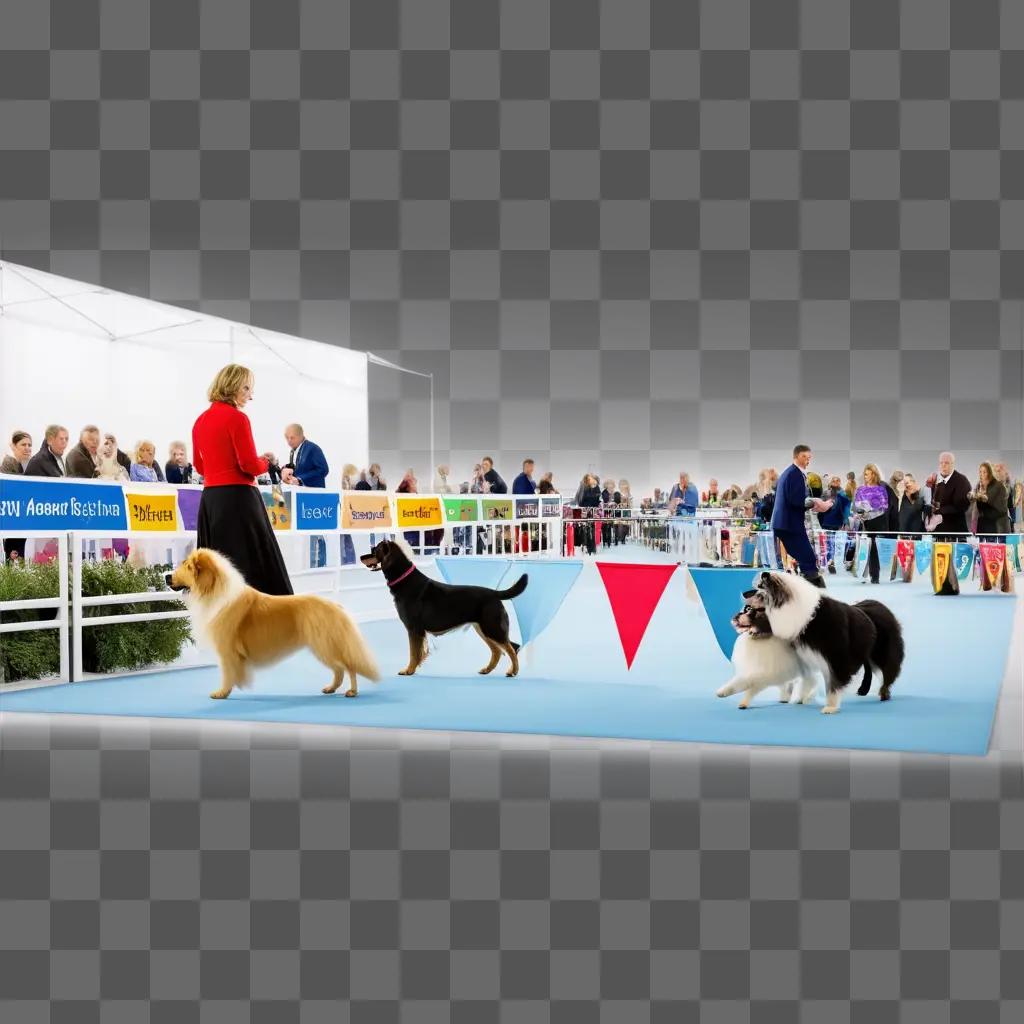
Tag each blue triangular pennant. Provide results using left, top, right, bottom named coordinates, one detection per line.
left=687, top=567, right=761, bottom=662
left=435, top=557, right=513, bottom=590
left=499, top=559, right=584, bottom=647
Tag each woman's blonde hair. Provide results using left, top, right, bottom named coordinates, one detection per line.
left=862, top=463, right=882, bottom=485
left=134, top=439, right=156, bottom=463
left=207, top=364, right=254, bottom=404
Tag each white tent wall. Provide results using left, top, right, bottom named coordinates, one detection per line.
left=0, top=262, right=368, bottom=479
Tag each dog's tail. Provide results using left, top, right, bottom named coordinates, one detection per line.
left=510, top=640, right=520, bottom=653
left=310, top=599, right=381, bottom=682
left=496, top=574, right=528, bottom=600
left=854, top=599, right=905, bottom=692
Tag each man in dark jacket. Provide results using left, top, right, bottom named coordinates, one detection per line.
left=770, top=444, right=833, bottom=588
left=481, top=456, right=507, bottom=494
left=65, top=425, right=101, bottom=479
left=24, top=424, right=70, bottom=477
left=512, top=459, right=537, bottom=495
left=929, top=451, right=972, bottom=538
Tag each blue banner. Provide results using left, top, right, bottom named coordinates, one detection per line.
left=855, top=535, right=872, bottom=577
left=915, top=537, right=933, bottom=575
left=0, top=476, right=127, bottom=532
left=688, top=567, right=761, bottom=662
left=295, top=490, right=339, bottom=531
left=499, top=560, right=583, bottom=647
left=953, top=542, right=975, bottom=582
left=875, top=537, right=898, bottom=577
left=435, top=557, right=513, bottom=590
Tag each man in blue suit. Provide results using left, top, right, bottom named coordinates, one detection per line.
left=281, top=423, right=330, bottom=488
left=771, top=444, right=833, bottom=589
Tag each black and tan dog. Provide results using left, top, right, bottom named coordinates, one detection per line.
left=361, top=538, right=528, bottom=677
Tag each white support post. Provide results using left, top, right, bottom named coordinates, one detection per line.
left=71, top=533, right=83, bottom=682
left=58, top=533, right=70, bottom=683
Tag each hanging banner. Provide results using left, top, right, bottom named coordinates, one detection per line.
left=855, top=535, right=872, bottom=578
left=896, top=539, right=915, bottom=581
left=875, top=537, right=898, bottom=580
left=756, top=532, right=779, bottom=569
left=952, top=542, right=975, bottom=582
left=915, top=536, right=933, bottom=576
left=296, top=490, right=339, bottom=531
left=541, top=497, right=562, bottom=518
left=342, top=493, right=392, bottom=529
left=932, top=542, right=958, bottom=595
left=261, top=485, right=292, bottom=531
left=1007, top=541, right=1023, bottom=574
left=978, top=543, right=1013, bottom=593
left=443, top=497, right=479, bottom=523
left=396, top=496, right=443, bottom=528
left=125, top=490, right=178, bottom=532
left=596, top=562, right=678, bottom=669
left=482, top=498, right=513, bottom=521
left=687, top=567, right=760, bottom=662
left=176, top=487, right=202, bottom=532
left=514, top=497, right=540, bottom=520
left=500, top=560, right=583, bottom=647
left=435, top=557, right=512, bottom=590
left=0, top=476, right=127, bottom=532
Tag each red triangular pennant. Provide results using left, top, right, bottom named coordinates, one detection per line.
left=596, top=562, right=678, bottom=669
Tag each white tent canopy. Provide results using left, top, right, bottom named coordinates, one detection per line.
left=0, top=261, right=367, bottom=478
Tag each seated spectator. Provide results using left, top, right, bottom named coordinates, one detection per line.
left=367, top=463, right=387, bottom=490
left=433, top=464, right=454, bottom=493
left=538, top=471, right=555, bottom=494
left=25, top=424, right=70, bottom=477
left=396, top=469, right=418, bottom=493
left=354, top=469, right=372, bottom=491
left=97, top=434, right=129, bottom=481
left=512, top=459, right=537, bottom=495
left=668, top=472, right=699, bottom=515
left=481, top=456, right=507, bottom=494
left=1, top=430, right=32, bottom=475
left=469, top=463, right=488, bottom=493
left=578, top=474, right=601, bottom=507
left=165, top=441, right=194, bottom=484
left=130, top=440, right=164, bottom=483
left=65, top=425, right=101, bottom=479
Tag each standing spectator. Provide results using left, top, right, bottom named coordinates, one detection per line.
left=928, top=451, right=972, bottom=538
left=819, top=476, right=851, bottom=529
left=97, top=434, right=129, bottom=481
left=366, top=463, right=387, bottom=490
left=129, top=441, right=163, bottom=483
left=2, top=430, right=32, bottom=561
left=538, top=471, right=555, bottom=494
left=973, top=462, right=1010, bottom=540
left=844, top=472, right=857, bottom=501
left=668, top=472, right=699, bottom=515
left=354, top=470, right=372, bottom=491
left=702, top=478, right=720, bottom=504
left=578, top=474, right=601, bottom=507
left=24, top=424, right=70, bottom=477
left=992, top=463, right=1016, bottom=531
left=852, top=463, right=898, bottom=585
left=481, top=456, right=507, bottom=494
left=770, top=445, right=832, bottom=588
left=396, top=469, right=418, bottom=493
left=65, top=425, right=101, bottom=479
left=470, top=463, right=488, bottom=493
left=165, top=441, right=194, bottom=484
left=433, top=464, right=454, bottom=493
left=281, top=423, right=329, bottom=488
left=340, top=464, right=359, bottom=490
left=512, top=459, right=537, bottom=495
left=1, top=430, right=32, bottom=475
left=897, top=474, right=926, bottom=535
left=192, top=363, right=292, bottom=595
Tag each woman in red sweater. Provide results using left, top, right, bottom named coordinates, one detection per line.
left=192, top=364, right=293, bottom=595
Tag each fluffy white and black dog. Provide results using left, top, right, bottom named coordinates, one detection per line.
left=750, top=571, right=905, bottom=714
left=716, top=589, right=805, bottom=709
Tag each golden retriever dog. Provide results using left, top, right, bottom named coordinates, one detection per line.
left=169, top=548, right=379, bottom=700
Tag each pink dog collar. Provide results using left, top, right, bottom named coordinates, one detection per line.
left=388, top=565, right=415, bottom=587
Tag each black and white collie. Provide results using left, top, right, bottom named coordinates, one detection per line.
left=716, top=590, right=804, bottom=709
left=751, top=571, right=905, bottom=714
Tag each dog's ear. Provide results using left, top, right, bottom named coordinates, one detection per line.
left=190, top=551, right=213, bottom=594
left=742, top=588, right=758, bottom=599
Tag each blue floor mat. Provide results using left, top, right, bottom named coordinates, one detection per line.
left=1, top=568, right=1017, bottom=756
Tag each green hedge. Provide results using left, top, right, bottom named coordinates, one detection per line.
left=0, top=558, right=193, bottom=683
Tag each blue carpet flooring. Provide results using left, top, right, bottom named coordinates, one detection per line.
left=1, top=559, right=1017, bottom=755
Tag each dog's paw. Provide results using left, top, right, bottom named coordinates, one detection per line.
left=398, top=669, right=412, bottom=676
left=344, top=690, right=357, bottom=698
left=322, top=686, right=336, bottom=694
left=209, top=689, right=230, bottom=700
left=820, top=705, right=839, bottom=715
left=738, top=702, right=749, bottom=710
left=879, top=691, right=891, bottom=702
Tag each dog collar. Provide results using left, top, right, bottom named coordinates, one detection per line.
left=387, top=565, right=416, bottom=587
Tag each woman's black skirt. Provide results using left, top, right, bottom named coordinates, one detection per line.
left=197, top=485, right=293, bottom=595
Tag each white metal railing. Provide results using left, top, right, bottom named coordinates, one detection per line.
left=0, top=532, right=70, bottom=684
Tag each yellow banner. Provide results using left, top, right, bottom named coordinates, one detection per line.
left=396, top=496, right=443, bottom=528
left=932, top=542, right=951, bottom=594
left=342, top=493, right=392, bottom=530
left=125, top=491, right=178, bottom=532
